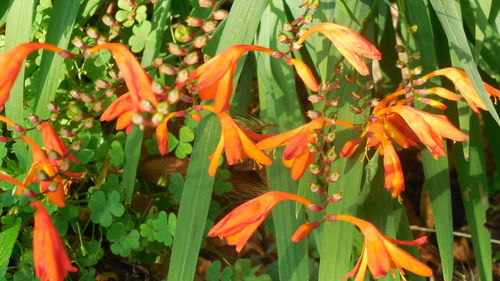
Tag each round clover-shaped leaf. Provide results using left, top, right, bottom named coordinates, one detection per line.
left=109, top=140, right=124, bottom=168
left=129, top=20, right=152, bottom=53
left=179, top=126, right=195, bottom=142
left=77, top=240, right=104, bottom=267
left=89, top=190, right=124, bottom=227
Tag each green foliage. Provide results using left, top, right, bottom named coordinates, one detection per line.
left=89, top=190, right=125, bottom=227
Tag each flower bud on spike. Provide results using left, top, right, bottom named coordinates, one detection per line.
left=132, top=113, right=145, bottom=125
left=307, top=143, right=317, bottom=153
left=309, top=164, right=321, bottom=175
left=308, top=94, right=324, bottom=103
left=290, top=41, right=302, bottom=51
left=411, top=66, right=423, bottom=75
left=28, top=114, right=40, bottom=123
left=282, top=22, right=293, bottom=32
left=291, top=16, right=303, bottom=26
left=157, top=102, right=170, bottom=115
left=296, top=28, right=308, bottom=37
left=168, top=89, right=181, bottom=104
left=102, top=14, right=115, bottom=26
left=307, top=0, right=320, bottom=9
left=191, top=112, right=202, bottom=121
left=69, top=90, right=81, bottom=99
left=349, top=105, right=364, bottom=114
left=413, top=78, right=427, bottom=86
left=180, top=94, right=193, bottom=103
left=409, top=25, right=419, bottom=33
left=95, top=79, right=110, bottom=89
left=307, top=110, right=322, bottom=119
left=167, top=43, right=187, bottom=56
left=272, top=51, right=285, bottom=59
left=159, top=64, right=177, bottom=75
left=0, top=136, right=10, bottom=142
left=308, top=204, right=323, bottom=212
left=278, top=32, right=291, bottom=44
left=193, top=36, right=208, bottom=48
left=174, top=25, right=194, bottom=43
left=58, top=159, right=70, bottom=171
left=47, top=103, right=59, bottom=113
left=48, top=182, right=58, bottom=192
left=212, top=9, right=228, bottom=20
left=80, top=94, right=96, bottom=103
left=151, top=112, right=165, bottom=125
left=291, top=222, right=321, bottom=242
left=324, top=148, right=337, bottom=164
left=351, top=91, right=363, bottom=101
left=345, top=74, right=356, bottom=83
left=395, top=45, right=406, bottom=52
left=327, top=170, right=340, bottom=183
left=326, top=97, right=340, bottom=107
left=324, top=131, right=336, bottom=143
left=37, top=171, right=50, bottom=182
left=199, top=0, right=216, bottom=8
left=184, top=51, right=199, bottom=65
left=328, top=190, right=343, bottom=203
left=409, top=51, right=421, bottom=60
left=60, top=127, right=75, bottom=138
left=72, top=36, right=84, bottom=48
left=186, top=16, right=204, bottom=27
left=48, top=150, right=62, bottom=161
left=13, top=125, right=25, bottom=133
left=176, top=69, right=189, bottom=84
left=325, top=214, right=337, bottom=222
left=86, top=27, right=100, bottom=39
left=303, top=13, right=314, bottom=24
left=70, top=140, right=81, bottom=151
left=310, top=182, right=322, bottom=194
left=202, top=20, right=217, bottom=33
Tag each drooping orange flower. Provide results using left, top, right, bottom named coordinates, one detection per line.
left=204, top=106, right=272, bottom=176
left=18, top=135, right=66, bottom=207
left=286, top=58, right=320, bottom=92
left=32, top=201, right=77, bottom=281
left=208, top=191, right=318, bottom=252
left=257, top=118, right=354, bottom=180
left=297, top=23, right=382, bottom=76
left=0, top=43, right=71, bottom=111
left=90, top=43, right=157, bottom=132
left=335, top=214, right=432, bottom=281
left=188, top=45, right=276, bottom=112
left=419, top=67, right=500, bottom=113
left=341, top=99, right=467, bottom=196
left=156, top=111, right=183, bottom=156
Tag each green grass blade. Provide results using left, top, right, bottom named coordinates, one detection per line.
left=167, top=1, right=267, bottom=280
left=455, top=113, right=492, bottom=281
left=429, top=0, right=500, bottom=124
left=32, top=0, right=80, bottom=120
left=121, top=0, right=172, bottom=204
left=4, top=0, right=37, bottom=168
left=0, top=223, right=21, bottom=280
left=167, top=116, right=219, bottom=281
left=256, top=2, right=310, bottom=280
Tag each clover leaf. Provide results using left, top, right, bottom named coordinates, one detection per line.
left=129, top=21, right=152, bottom=53
left=89, top=190, right=125, bottom=227
left=139, top=211, right=175, bottom=246
left=107, top=222, right=140, bottom=257
left=77, top=240, right=104, bottom=267
left=109, top=140, right=124, bottom=168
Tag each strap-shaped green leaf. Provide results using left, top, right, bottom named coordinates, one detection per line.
left=0, top=223, right=21, bottom=280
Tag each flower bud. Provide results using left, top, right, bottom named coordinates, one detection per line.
left=48, top=150, right=62, bottom=161
left=396, top=59, right=407, bottom=69
left=176, top=69, right=190, bottom=84
left=37, top=171, right=50, bottom=182
left=80, top=94, right=96, bottom=103
left=58, top=159, right=70, bottom=171
left=186, top=16, right=204, bottom=27
left=151, top=112, right=165, bottom=125
left=307, top=0, right=320, bottom=9
left=362, top=81, right=375, bottom=91
left=328, top=190, right=343, bottom=202
left=202, top=20, right=217, bottom=33
left=411, top=66, right=423, bottom=76
left=67, top=105, right=84, bottom=122
left=199, top=0, right=216, bottom=8
left=69, top=90, right=81, bottom=99
left=60, top=127, right=75, bottom=138
left=323, top=131, right=336, bottom=143
left=296, top=28, right=308, bottom=37
left=310, top=182, right=323, bottom=194
left=367, top=98, right=379, bottom=107
left=282, top=22, right=293, bottom=32
left=159, top=64, right=177, bottom=75
left=290, top=41, right=302, bottom=51
left=102, top=14, right=115, bottom=26
left=308, top=204, right=323, bottom=212
left=167, top=43, right=187, bottom=56
left=351, top=91, right=363, bottom=101
left=409, top=51, right=421, bottom=60
left=349, top=105, right=364, bottom=114
left=212, top=9, right=228, bottom=20
left=72, top=36, right=84, bottom=48
left=47, top=102, right=59, bottom=113
left=95, top=79, right=110, bottom=89
left=326, top=170, right=340, bottom=183
left=83, top=118, right=94, bottom=128
left=167, top=89, right=181, bottom=104
left=325, top=214, right=337, bottom=222
left=157, top=102, right=170, bottom=115
left=291, top=16, right=303, bottom=26
left=278, top=33, right=291, bottom=44
left=183, top=51, right=199, bottom=65
left=193, top=36, right=208, bottom=48
left=272, top=51, right=285, bottom=59
left=191, top=112, right=202, bottom=121
left=48, top=182, right=59, bottom=192
left=309, top=164, right=321, bottom=175
left=132, top=113, right=145, bottom=125
left=306, top=110, right=322, bottom=119
left=174, top=24, right=194, bottom=43
left=180, top=94, right=193, bottom=103
left=326, top=97, right=340, bottom=107
left=324, top=148, right=337, bottom=164
left=395, top=44, right=406, bottom=52
left=308, top=94, right=324, bottom=103
left=409, top=25, right=418, bottom=33
left=70, top=140, right=81, bottom=151
left=28, top=114, right=40, bottom=123
left=303, top=13, right=314, bottom=24
left=345, top=73, right=356, bottom=83
left=86, top=27, right=100, bottom=39
left=413, top=78, right=427, bottom=86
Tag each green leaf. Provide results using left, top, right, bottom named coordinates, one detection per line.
left=179, top=126, right=195, bottom=142
left=0, top=223, right=21, bottom=279
left=109, top=140, right=125, bottom=168
left=108, top=225, right=140, bottom=257
left=77, top=240, right=104, bottom=267
left=129, top=20, right=152, bottom=53
left=168, top=173, right=184, bottom=204
left=121, top=126, right=143, bottom=204
left=140, top=211, right=173, bottom=246
left=89, top=190, right=125, bottom=227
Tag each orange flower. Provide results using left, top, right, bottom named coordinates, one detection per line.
left=32, top=201, right=77, bottom=281
left=156, top=111, right=180, bottom=156
left=257, top=118, right=354, bottom=180
left=207, top=108, right=272, bottom=176
left=18, top=135, right=66, bottom=207
left=90, top=44, right=157, bottom=131
left=297, top=23, right=381, bottom=76
left=341, top=102, right=467, bottom=196
left=286, top=58, right=320, bottom=92
left=419, top=67, right=500, bottom=113
left=336, top=215, right=432, bottom=281
left=188, top=45, right=275, bottom=112
left=0, top=43, right=71, bottom=111
left=208, top=191, right=318, bottom=252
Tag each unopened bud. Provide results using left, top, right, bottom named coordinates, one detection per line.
left=28, top=114, right=40, bottom=123
left=349, top=105, right=364, bottom=114
left=324, top=148, right=337, bottom=163
left=413, top=78, right=427, bottom=86
left=396, top=59, right=408, bottom=69
left=367, top=98, right=379, bottom=107
left=47, top=103, right=59, bottom=113
left=395, top=45, right=406, bottom=52
left=48, top=150, right=62, bottom=161
left=278, top=33, right=291, bottom=44
left=152, top=58, right=163, bottom=67
left=167, top=89, right=181, bottom=104
left=95, top=79, right=110, bottom=89
left=152, top=81, right=166, bottom=94
left=326, top=97, right=340, bottom=107
left=132, top=113, right=145, bottom=125
left=328, top=191, right=343, bottom=202
left=37, top=171, right=50, bottom=182
left=409, top=51, right=421, bottom=60
left=212, top=9, right=228, bottom=21
left=296, top=28, right=308, bottom=37
left=272, top=51, right=285, bottom=59
left=308, top=204, right=323, bottom=212
left=86, top=27, right=100, bottom=39
left=0, top=136, right=10, bottom=142
left=70, top=140, right=81, bottom=151
left=409, top=25, right=418, bottom=33
left=362, top=81, right=375, bottom=91
left=306, top=110, right=322, bottom=119
left=102, top=14, right=115, bottom=26
left=47, top=182, right=58, bottom=192
left=411, top=66, right=422, bottom=75
left=290, top=222, right=321, bottom=242
left=97, top=35, right=108, bottom=45
left=367, top=115, right=378, bottom=122
left=282, top=22, right=293, bottom=32
left=176, top=69, right=190, bottom=84
left=290, top=41, right=302, bottom=51
left=174, top=24, right=194, bottom=43
left=183, top=51, right=199, bottom=65
left=326, top=170, right=340, bottom=183
left=201, top=20, right=217, bottom=33
left=309, top=164, right=321, bottom=175
left=167, top=43, right=187, bottom=56
left=69, top=90, right=81, bottom=99
left=157, top=102, right=170, bottom=115
left=191, top=112, right=202, bottom=121
left=303, top=13, right=314, bottom=24
left=67, top=105, right=84, bottom=121
left=345, top=74, right=356, bottom=83
left=308, top=94, right=324, bottom=103
left=323, top=131, right=336, bottom=143
left=140, top=100, right=155, bottom=112
left=186, top=16, right=204, bottom=27
left=58, top=159, right=70, bottom=171
left=325, top=214, right=337, bottom=222
left=199, top=0, right=216, bottom=8
left=310, top=182, right=322, bottom=193
left=307, top=143, right=317, bottom=153
left=105, top=90, right=114, bottom=97
left=80, top=94, right=96, bottom=103
left=291, top=16, right=303, bottom=26
left=351, top=91, right=363, bottom=101
left=307, top=0, right=320, bottom=9
left=151, top=112, right=165, bottom=125
left=72, top=36, right=84, bottom=48
left=60, top=127, right=75, bottom=138
left=83, top=118, right=94, bottom=128
left=159, top=64, right=177, bottom=75
left=180, top=94, right=193, bottom=103
left=193, top=36, right=208, bottom=48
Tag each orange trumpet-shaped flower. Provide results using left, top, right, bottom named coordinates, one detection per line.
left=286, top=58, right=320, bottom=92
left=188, top=45, right=276, bottom=112
left=419, top=67, right=500, bottom=113
left=32, top=201, right=77, bottom=281
left=0, top=43, right=71, bottom=111
left=41, top=122, right=79, bottom=165
left=89, top=43, right=157, bottom=108
left=341, top=103, right=467, bottom=196
left=208, top=191, right=318, bottom=252
left=336, top=215, right=432, bottom=281
left=290, top=222, right=321, bottom=242
left=156, top=111, right=184, bottom=156
left=208, top=109, right=272, bottom=176
left=18, top=135, right=66, bottom=207
left=297, top=23, right=381, bottom=76
left=257, top=118, right=354, bottom=180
